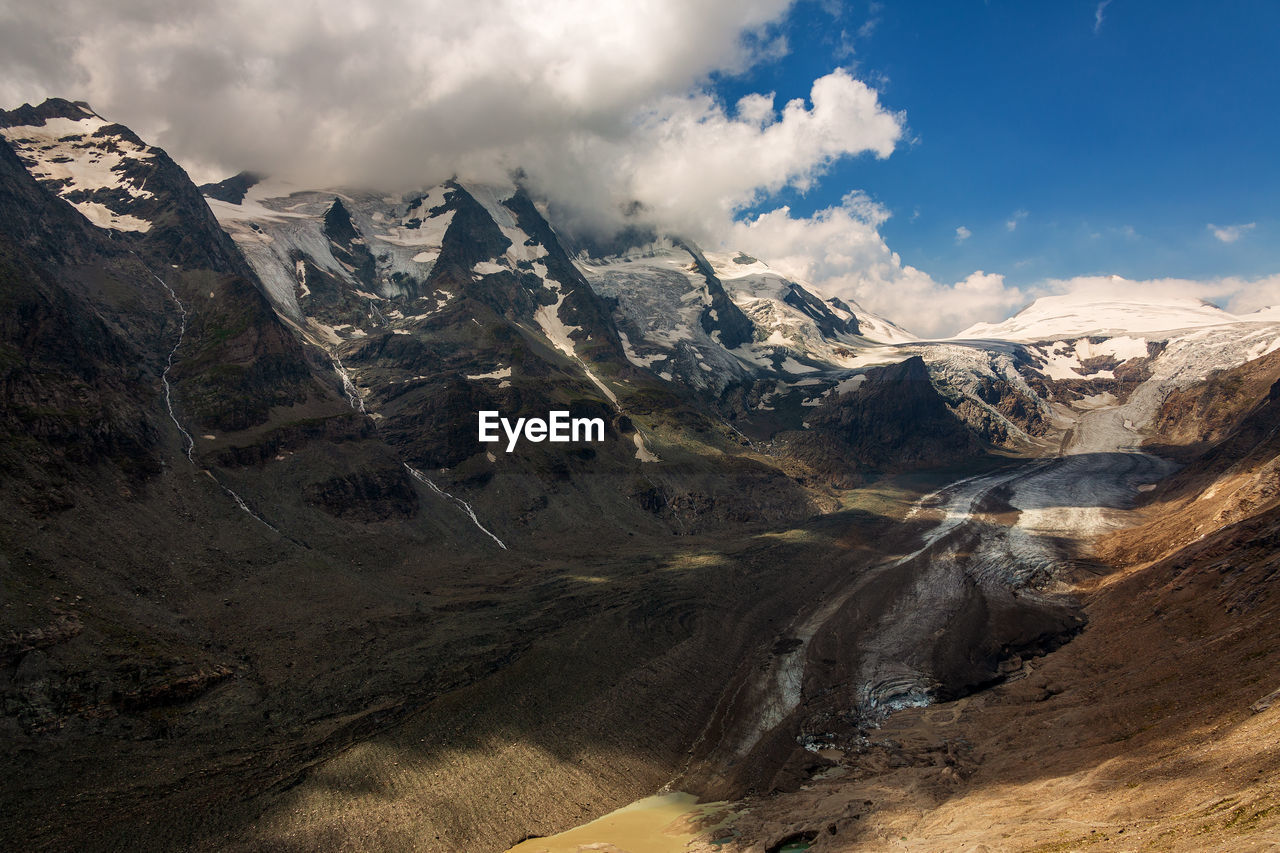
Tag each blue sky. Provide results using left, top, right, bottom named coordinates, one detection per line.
left=720, top=0, right=1280, bottom=292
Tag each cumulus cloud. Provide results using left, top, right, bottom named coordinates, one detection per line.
left=0, top=0, right=804, bottom=183
left=1005, top=209, right=1028, bottom=231
left=722, top=196, right=1027, bottom=338
left=955, top=225, right=972, bottom=243
left=1208, top=222, right=1256, bottom=243
left=527, top=69, right=904, bottom=239
left=1, top=1, right=909, bottom=245
left=717, top=198, right=1280, bottom=338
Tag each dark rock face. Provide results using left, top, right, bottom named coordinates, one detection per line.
left=0, top=97, right=97, bottom=126
left=321, top=196, right=380, bottom=293
left=427, top=183, right=531, bottom=317
left=675, top=239, right=756, bottom=349
left=826, top=296, right=858, bottom=320
left=172, top=275, right=317, bottom=433
left=1145, top=348, right=1280, bottom=500
left=210, top=412, right=373, bottom=467
left=1014, top=338, right=1167, bottom=407
left=1, top=100, right=253, bottom=278
left=198, top=171, right=261, bottom=204
left=0, top=122, right=163, bottom=500
left=322, top=196, right=361, bottom=245
left=626, top=454, right=820, bottom=532
left=785, top=356, right=981, bottom=487
left=503, top=187, right=631, bottom=369
left=303, top=466, right=418, bottom=521
left=783, top=283, right=859, bottom=337
left=955, top=371, right=1050, bottom=444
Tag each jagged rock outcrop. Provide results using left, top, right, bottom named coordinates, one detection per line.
left=781, top=356, right=981, bottom=487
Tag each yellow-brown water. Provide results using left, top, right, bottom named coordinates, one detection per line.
left=505, top=792, right=730, bottom=853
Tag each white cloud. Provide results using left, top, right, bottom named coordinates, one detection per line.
left=955, top=225, right=972, bottom=242
left=1005, top=209, right=1028, bottom=231
left=1094, top=0, right=1113, bottom=34
left=532, top=68, right=904, bottom=239
left=0, top=0, right=909, bottom=252
left=1224, top=275, right=1280, bottom=312
left=0, top=0, right=803, bottom=186
left=721, top=194, right=1280, bottom=338
left=1208, top=222, right=1256, bottom=243
left=720, top=197, right=1026, bottom=338
left=858, top=2, right=883, bottom=39
left=1092, top=224, right=1138, bottom=240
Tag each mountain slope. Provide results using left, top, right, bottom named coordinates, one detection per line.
left=5, top=96, right=1280, bottom=853
left=676, top=302, right=1280, bottom=853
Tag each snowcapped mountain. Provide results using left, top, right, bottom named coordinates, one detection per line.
left=189, top=174, right=1125, bottom=456
left=581, top=241, right=913, bottom=393
left=0, top=99, right=158, bottom=232
left=0, top=98, right=256, bottom=277
left=202, top=174, right=913, bottom=393
left=6, top=95, right=1280, bottom=510
left=951, top=289, right=1280, bottom=407
left=8, top=96, right=1277, bottom=475
left=201, top=173, right=958, bottom=463
left=957, top=289, right=1241, bottom=341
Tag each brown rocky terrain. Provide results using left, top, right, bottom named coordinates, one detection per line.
left=694, top=345, right=1280, bottom=852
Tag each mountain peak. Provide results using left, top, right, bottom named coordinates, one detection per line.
left=198, top=170, right=262, bottom=204
left=0, top=97, right=100, bottom=128
left=322, top=196, right=360, bottom=243
left=956, top=291, right=1237, bottom=342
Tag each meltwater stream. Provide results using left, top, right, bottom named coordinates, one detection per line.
left=146, top=268, right=279, bottom=533
left=150, top=271, right=195, bottom=463
left=403, top=464, right=507, bottom=549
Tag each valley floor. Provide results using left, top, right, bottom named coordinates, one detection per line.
left=501, top=376, right=1280, bottom=852
left=704, top=496, right=1280, bottom=852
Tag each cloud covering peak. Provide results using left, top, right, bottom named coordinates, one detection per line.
left=0, top=2, right=902, bottom=258
left=17, top=0, right=1229, bottom=339
left=1, top=1, right=811, bottom=188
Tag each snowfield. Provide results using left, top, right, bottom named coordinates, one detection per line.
left=957, top=290, right=1239, bottom=341
left=1, top=106, right=157, bottom=232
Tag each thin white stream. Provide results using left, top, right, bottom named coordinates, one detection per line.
left=146, top=268, right=278, bottom=533
left=149, top=272, right=195, bottom=463
left=306, top=311, right=506, bottom=549
left=332, top=355, right=366, bottom=413
left=404, top=464, right=507, bottom=549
